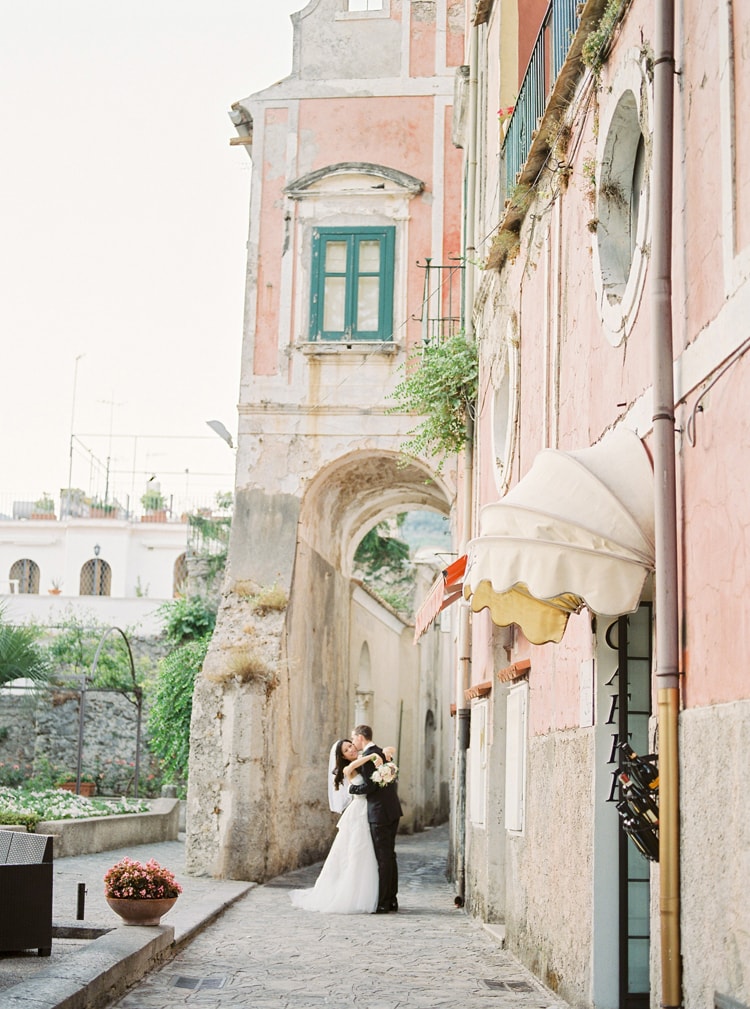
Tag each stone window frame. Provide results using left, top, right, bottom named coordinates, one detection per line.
left=505, top=681, right=528, bottom=832
left=285, top=162, right=424, bottom=353
left=490, top=318, right=520, bottom=495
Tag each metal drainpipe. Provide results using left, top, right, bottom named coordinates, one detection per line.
left=455, top=18, right=479, bottom=902
left=650, top=1, right=682, bottom=1004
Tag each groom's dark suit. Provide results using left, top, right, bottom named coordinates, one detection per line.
left=349, top=742, right=402, bottom=913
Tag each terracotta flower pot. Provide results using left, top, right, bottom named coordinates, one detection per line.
left=57, top=781, right=96, bottom=797
left=105, top=896, right=178, bottom=926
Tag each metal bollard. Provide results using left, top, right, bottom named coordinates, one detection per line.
left=77, top=882, right=87, bottom=920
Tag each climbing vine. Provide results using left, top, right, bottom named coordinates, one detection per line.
left=388, top=332, right=478, bottom=470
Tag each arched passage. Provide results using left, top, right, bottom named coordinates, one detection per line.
left=186, top=447, right=455, bottom=882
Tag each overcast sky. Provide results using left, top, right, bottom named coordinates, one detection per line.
left=0, top=0, right=302, bottom=515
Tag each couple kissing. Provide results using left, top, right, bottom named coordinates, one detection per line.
left=289, top=724, right=402, bottom=915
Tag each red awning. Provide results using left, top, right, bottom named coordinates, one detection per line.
left=413, top=555, right=467, bottom=643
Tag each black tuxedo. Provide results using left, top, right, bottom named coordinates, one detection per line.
left=349, top=743, right=402, bottom=911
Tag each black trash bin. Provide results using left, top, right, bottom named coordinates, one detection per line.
left=0, top=831, right=54, bottom=956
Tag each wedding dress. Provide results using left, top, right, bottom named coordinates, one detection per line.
left=289, top=774, right=378, bottom=914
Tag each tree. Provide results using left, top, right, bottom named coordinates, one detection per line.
left=0, top=610, right=51, bottom=687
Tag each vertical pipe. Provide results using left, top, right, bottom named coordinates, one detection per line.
left=454, top=18, right=479, bottom=899
left=650, top=1, right=681, bottom=1005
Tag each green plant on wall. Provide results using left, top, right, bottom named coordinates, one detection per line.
left=147, top=635, right=209, bottom=790
left=581, top=0, right=623, bottom=77
left=388, top=332, right=478, bottom=471
left=158, top=596, right=216, bottom=648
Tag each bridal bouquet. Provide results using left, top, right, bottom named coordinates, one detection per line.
left=372, top=760, right=398, bottom=787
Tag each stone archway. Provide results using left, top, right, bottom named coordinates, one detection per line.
left=185, top=448, right=453, bottom=881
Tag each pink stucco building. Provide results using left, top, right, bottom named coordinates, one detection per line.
left=448, top=1, right=750, bottom=1007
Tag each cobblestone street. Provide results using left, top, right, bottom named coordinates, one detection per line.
left=107, top=825, right=566, bottom=1009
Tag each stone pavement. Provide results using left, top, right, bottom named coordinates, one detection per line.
left=106, top=825, right=567, bottom=1009
left=0, top=825, right=569, bottom=1009
left=0, top=834, right=252, bottom=1008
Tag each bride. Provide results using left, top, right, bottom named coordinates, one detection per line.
left=289, top=739, right=394, bottom=914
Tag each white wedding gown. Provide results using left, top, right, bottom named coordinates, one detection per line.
left=289, top=774, right=379, bottom=914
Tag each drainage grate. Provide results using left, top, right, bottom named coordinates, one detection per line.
left=173, top=976, right=227, bottom=991
left=483, top=979, right=536, bottom=992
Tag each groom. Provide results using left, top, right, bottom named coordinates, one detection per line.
left=349, top=724, right=402, bottom=913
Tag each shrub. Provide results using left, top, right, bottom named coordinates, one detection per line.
left=158, top=597, right=216, bottom=647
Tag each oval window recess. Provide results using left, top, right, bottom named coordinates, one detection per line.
left=591, top=53, right=652, bottom=347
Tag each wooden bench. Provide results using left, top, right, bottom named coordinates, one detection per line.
left=0, top=831, right=54, bottom=956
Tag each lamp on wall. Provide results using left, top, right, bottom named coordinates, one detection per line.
left=93, top=544, right=101, bottom=557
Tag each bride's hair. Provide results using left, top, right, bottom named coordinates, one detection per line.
left=332, top=739, right=354, bottom=790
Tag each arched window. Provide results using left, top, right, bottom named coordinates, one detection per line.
left=173, top=552, right=188, bottom=597
left=9, top=559, right=40, bottom=594
left=80, top=558, right=112, bottom=596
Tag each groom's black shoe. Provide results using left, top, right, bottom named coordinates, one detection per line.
left=389, top=900, right=398, bottom=912
left=374, top=906, right=390, bottom=914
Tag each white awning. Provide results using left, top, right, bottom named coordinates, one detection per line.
left=464, top=428, right=655, bottom=644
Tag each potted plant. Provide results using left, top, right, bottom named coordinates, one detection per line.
left=31, top=492, right=56, bottom=520
left=55, top=771, right=97, bottom=797
left=89, top=498, right=117, bottom=518
left=140, top=488, right=167, bottom=523
left=103, top=856, right=183, bottom=926
left=48, top=577, right=63, bottom=595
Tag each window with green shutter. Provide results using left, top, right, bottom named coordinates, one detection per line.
left=309, top=226, right=395, bottom=341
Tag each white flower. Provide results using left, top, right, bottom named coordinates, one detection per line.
left=371, top=761, right=398, bottom=787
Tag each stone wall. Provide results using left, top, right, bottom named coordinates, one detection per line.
left=0, top=636, right=167, bottom=794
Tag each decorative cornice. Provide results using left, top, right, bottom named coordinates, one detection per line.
left=285, top=162, right=424, bottom=199
left=237, top=402, right=395, bottom=416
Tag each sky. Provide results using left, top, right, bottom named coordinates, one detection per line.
left=0, top=0, right=302, bottom=517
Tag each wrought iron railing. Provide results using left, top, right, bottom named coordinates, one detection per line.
left=415, top=259, right=464, bottom=346
left=503, top=0, right=581, bottom=192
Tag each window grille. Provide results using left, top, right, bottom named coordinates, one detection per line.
left=80, top=558, right=111, bottom=596
left=9, top=559, right=40, bottom=594
left=415, top=259, right=463, bottom=346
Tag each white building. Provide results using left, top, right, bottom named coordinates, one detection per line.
left=0, top=515, right=189, bottom=635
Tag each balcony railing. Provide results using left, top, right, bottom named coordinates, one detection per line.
left=503, top=0, right=581, bottom=192
left=415, top=259, right=464, bottom=346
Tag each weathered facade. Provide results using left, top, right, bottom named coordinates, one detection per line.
left=185, top=0, right=464, bottom=882
left=440, top=1, right=750, bottom=1008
